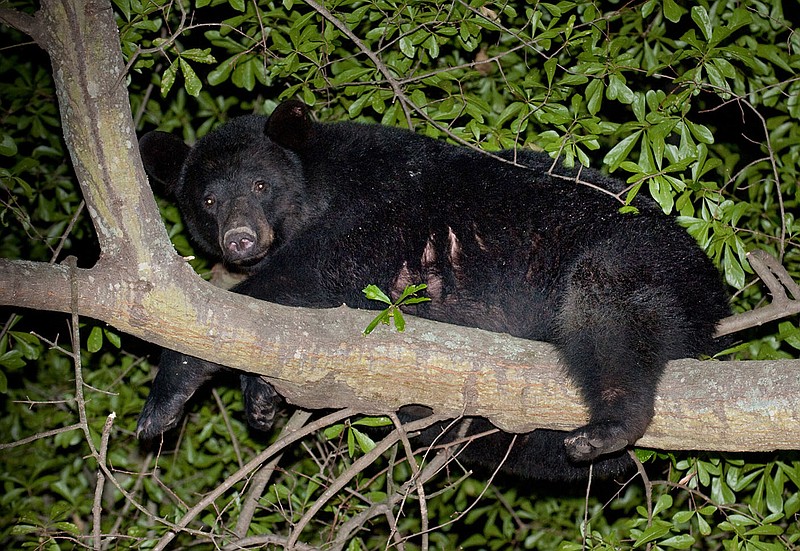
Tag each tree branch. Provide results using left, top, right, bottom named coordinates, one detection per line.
left=0, top=7, right=39, bottom=38
left=715, top=250, right=800, bottom=337
left=3, top=255, right=800, bottom=453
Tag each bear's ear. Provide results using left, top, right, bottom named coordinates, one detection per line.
left=265, top=100, right=312, bottom=151
left=138, top=131, right=190, bottom=194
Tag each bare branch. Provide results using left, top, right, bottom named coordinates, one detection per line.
left=151, top=408, right=358, bottom=551
left=0, top=8, right=38, bottom=37
left=93, top=412, right=116, bottom=551
left=716, top=250, right=800, bottom=337
left=0, top=422, right=84, bottom=451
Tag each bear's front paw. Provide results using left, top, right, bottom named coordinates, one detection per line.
left=241, top=375, right=280, bottom=432
left=563, top=422, right=630, bottom=463
left=136, top=392, right=188, bottom=440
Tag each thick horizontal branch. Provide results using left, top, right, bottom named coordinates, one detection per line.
left=1, top=256, right=799, bottom=453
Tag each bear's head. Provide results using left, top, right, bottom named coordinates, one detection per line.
left=139, top=101, right=314, bottom=267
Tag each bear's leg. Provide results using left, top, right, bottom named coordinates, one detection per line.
left=137, top=350, right=222, bottom=439
left=240, top=374, right=280, bottom=431
left=556, top=251, right=676, bottom=462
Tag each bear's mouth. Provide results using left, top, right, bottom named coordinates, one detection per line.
left=220, top=225, right=274, bottom=266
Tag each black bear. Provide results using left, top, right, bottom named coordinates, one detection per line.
left=137, top=100, right=729, bottom=480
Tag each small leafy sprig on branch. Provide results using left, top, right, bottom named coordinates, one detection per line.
left=323, top=416, right=392, bottom=457
left=362, top=284, right=431, bottom=334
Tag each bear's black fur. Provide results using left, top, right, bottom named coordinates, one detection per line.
left=137, top=100, right=729, bottom=480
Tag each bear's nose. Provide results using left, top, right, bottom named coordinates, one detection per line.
left=223, top=226, right=257, bottom=254
left=229, top=236, right=254, bottom=253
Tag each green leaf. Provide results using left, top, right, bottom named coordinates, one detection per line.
left=659, top=534, right=696, bottom=549
left=207, top=56, right=237, bottom=86
left=363, top=285, right=392, bottom=305
left=690, top=6, right=712, bottom=42
left=603, top=131, right=641, bottom=171
left=351, top=427, right=376, bottom=453
left=0, top=133, right=17, bottom=156
left=10, top=524, right=39, bottom=535
left=53, top=521, right=80, bottom=536
left=663, top=0, right=685, bottom=23
left=179, top=59, right=202, bottom=97
left=397, top=283, right=428, bottom=303
left=633, top=521, right=672, bottom=545
left=348, top=92, right=373, bottom=118
left=544, top=57, right=557, bottom=87
left=87, top=326, right=103, bottom=353
left=323, top=423, right=344, bottom=440
left=778, top=322, right=800, bottom=350
left=180, top=48, right=215, bottom=64
left=353, top=416, right=392, bottom=427
left=613, top=76, right=634, bottom=104
left=10, top=331, right=41, bottom=360
left=232, top=58, right=255, bottom=91
left=696, top=512, right=712, bottom=535
left=585, top=78, right=604, bottom=115
left=424, top=35, right=439, bottom=58
left=711, top=474, right=737, bottom=504
left=722, top=245, right=745, bottom=289
left=393, top=308, right=406, bottom=332
left=765, top=465, right=784, bottom=514
left=687, top=121, right=714, bottom=144
left=0, top=350, right=25, bottom=370
left=160, top=61, right=178, bottom=96
left=347, top=424, right=355, bottom=456
left=399, top=36, right=415, bottom=59
left=363, top=310, right=390, bottom=335
left=653, top=494, right=673, bottom=516
left=104, top=329, right=121, bottom=349
left=744, top=524, right=784, bottom=536
left=784, top=491, right=800, bottom=517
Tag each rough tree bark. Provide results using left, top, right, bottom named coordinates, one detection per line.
left=0, top=0, right=798, bottom=453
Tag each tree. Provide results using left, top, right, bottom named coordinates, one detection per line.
left=1, top=0, right=798, bottom=549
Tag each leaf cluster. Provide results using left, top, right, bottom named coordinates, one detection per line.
left=362, top=284, right=431, bottom=334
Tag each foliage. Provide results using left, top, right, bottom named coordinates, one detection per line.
left=362, top=284, right=431, bottom=334
left=1, top=0, right=799, bottom=549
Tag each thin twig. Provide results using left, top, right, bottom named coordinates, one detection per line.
left=389, top=413, right=428, bottom=551
left=232, top=410, right=313, bottom=539
left=212, top=388, right=244, bottom=468
left=581, top=462, right=593, bottom=551
left=93, top=412, right=116, bottom=550
left=0, top=422, right=84, bottom=450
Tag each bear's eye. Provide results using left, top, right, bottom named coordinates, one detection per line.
left=203, top=194, right=216, bottom=208
left=252, top=180, right=268, bottom=193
